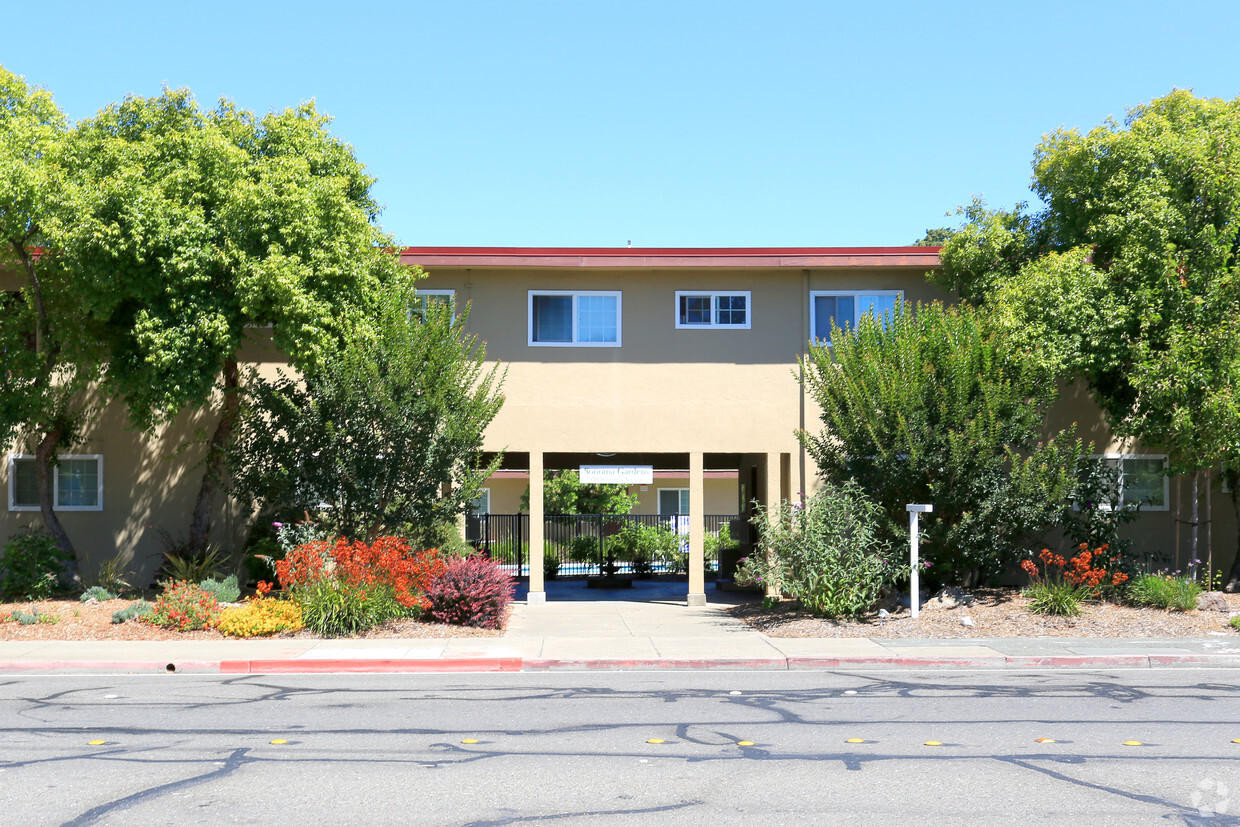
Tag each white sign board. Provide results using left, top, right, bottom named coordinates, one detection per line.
left=578, top=465, right=654, bottom=485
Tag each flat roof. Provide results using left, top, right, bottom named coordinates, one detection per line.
left=399, top=246, right=941, bottom=269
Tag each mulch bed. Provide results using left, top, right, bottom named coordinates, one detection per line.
left=726, top=587, right=1240, bottom=639
left=0, top=598, right=504, bottom=641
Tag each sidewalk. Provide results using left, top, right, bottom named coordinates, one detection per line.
left=3, top=580, right=1240, bottom=674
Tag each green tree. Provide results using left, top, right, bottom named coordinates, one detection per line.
left=48, top=89, right=401, bottom=551
left=228, top=276, right=505, bottom=544
left=941, top=91, right=1240, bottom=585
left=911, top=226, right=956, bottom=247
left=520, top=470, right=639, bottom=515
left=0, top=66, right=97, bottom=558
left=799, top=301, right=1082, bottom=585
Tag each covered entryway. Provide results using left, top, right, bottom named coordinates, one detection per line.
left=466, top=450, right=789, bottom=606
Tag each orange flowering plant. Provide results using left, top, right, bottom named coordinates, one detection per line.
left=1021, top=543, right=1128, bottom=600
left=274, top=537, right=446, bottom=636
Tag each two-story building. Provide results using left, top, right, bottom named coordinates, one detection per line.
left=3, top=246, right=1233, bottom=603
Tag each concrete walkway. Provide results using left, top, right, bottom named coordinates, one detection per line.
left=3, top=580, right=1240, bottom=673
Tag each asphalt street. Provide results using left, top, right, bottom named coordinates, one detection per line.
left=3, top=669, right=1240, bottom=825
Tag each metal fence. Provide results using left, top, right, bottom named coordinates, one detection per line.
left=467, top=513, right=739, bottom=577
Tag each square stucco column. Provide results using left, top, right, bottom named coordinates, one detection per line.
left=763, top=452, right=782, bottom=598
left=687, top=451, right=706, bottom=606
left=527, top=452, right=546, bottom=604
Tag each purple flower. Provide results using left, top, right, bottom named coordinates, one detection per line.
left=272, top=522, right=284, bottom=529
left=922, top=560, right=932, bottom=568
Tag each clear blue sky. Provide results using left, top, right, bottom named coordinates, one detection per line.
left=8, top=1, right=1240, bottom=248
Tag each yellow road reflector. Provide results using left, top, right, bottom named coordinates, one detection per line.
left=1232, top=739, right=1240, bottom=744
left=924, top=741, right=943, bottom=746
left=461, top=739, right=479, bottom=744
left=736, top=741, right=755, bottom=747
left=1123, top=740, right=1143, bottom=746
left=269, top=739, right=288, bottom=745
left=87, top=740, right=106, bottom=746
left=845, top=738, right=865, bottom=744
left=1035, top=738, right=1056, bottom=744
left=646, top=738, right=665, bottom=744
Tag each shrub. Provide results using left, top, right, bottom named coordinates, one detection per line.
left=111, top=600, right=153, bottom=624
left=1127, top=573, right=1202, bottom=612
left=276, top=537, right=446, bottom=635
left=1230, top=615, right=1240, bottom=632
left=743, top=483, right=892, bottom=619
left=568, top=536, right=600, bottom=563
left=80, top=586, right=117, bottom=602
left=143, top=581, right=220, bottom=631
left=218, top=597, right=304, bottom=637
left=425, top=554, right=515, bottom=629
left=1024, top=581, right=1083, bottom=616
left=157, top=537, right=229, bottom=585
left=0, top=531, right=68, bottom=600
left=5, top=608, right=56, bottom=625
left=198, top=574, right=241, bottom=604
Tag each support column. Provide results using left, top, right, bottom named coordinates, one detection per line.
left=763, top=452, right=782, bottom=598
left=687, top=451, right=706, bottom=606
left=527, top=452, right=546, bottom=604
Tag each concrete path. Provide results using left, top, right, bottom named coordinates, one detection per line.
left=3, top=580, right=1240, bottom=673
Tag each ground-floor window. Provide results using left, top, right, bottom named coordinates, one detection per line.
left=658, top=488, right=690, bottom=515
left=1095, top=454, right=1169, bottom=510
left=469, top=488, right=491, bottom=515
left=7, top=454, right=104, bottom=511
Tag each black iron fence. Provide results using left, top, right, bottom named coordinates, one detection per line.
left=467, top=513, right=740, bottom=577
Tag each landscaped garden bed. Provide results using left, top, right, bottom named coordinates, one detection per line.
left=728, top=587, right=1240, bottom=639
left=0, top=597, right=504, bottom=642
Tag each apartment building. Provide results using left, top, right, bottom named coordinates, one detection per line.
left=3, top=246, right=1230, bottom=601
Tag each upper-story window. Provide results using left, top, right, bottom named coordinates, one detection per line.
left=675, top=291, right=751, bottom=330
left=7, top=454, right=104, bottom=511
left=528, top=291, right=621, bottom=347
left=810, top=291, right=901, bottom=344
left=411, top=289, right=455, bottom=321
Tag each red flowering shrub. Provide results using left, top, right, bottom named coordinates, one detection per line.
left=425, top=554, right=515, bottom=629
left=1022, top=544, right=1127, bottom=599
left=143, top=581, right=220, bottom=631
left=274, top=537, right=446, bottom=635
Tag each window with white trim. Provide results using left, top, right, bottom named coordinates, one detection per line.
left=675, top=291, right=751, bottom=329
left=1096, top=454, right=1169, bottom=510
left=7, top=454, right=103, bottom=511
left=469, top=488, right=491, bottom=515
left=528, top=291, right=621, bottom=346
left=658, top=488, right=690, bottom=515
left=810, top=290, right=901, bottom=343
left=411, top=289, right=455, bottom=321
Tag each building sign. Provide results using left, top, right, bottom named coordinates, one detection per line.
left=578, top=465, right=654, bottom=485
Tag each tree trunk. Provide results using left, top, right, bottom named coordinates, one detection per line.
left=34, top=422, right=74, bottom=559
left=188, top=358, right=240, bottom=553
left=1225, top=482, right=1240, bottom=591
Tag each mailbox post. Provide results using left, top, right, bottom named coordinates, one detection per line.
left=906, top=504, right=933, bottom=619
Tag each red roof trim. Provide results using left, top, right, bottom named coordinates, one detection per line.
left=402, top=246, right=939, bottom=256
left=399, top=246, right=940, bottom=268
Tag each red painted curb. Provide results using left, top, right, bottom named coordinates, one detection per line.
left=1004, top=655, right=1150, bottom=668
left=522, top=657, right=788, bottom=671
left=219, top=658, right=523, bottom=674
left=787, top=656, right=1007, bottom=669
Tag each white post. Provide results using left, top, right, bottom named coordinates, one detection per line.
left=906, top=504, right=933, bottom=619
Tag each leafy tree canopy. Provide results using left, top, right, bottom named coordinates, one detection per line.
left=520, top=470, right=639, bottom=515
left=799, top=301, right=1082, bottom=585
left=228, top=276, right=505, bottom=545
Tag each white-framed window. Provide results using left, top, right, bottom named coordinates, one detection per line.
left=411, top=289, right=456, bottom=321
left=7, top=454, right=104, bottom=512
left=810, top=290, right=902, bottom=344
left=1094, top=454, right=1169, bottom=511
left=658, top=488, right=690, bottom=515
left=674, top=291, right=751, bottom=329
left=469, top=488, right=491, bottom=515
left=528, top=290, right=621, bottom=347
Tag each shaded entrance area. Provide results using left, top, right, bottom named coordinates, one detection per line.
left=468, top=450, right=790, bottom=606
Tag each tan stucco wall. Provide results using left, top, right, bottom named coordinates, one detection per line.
left=4, top=256, right=1238, bottom=584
